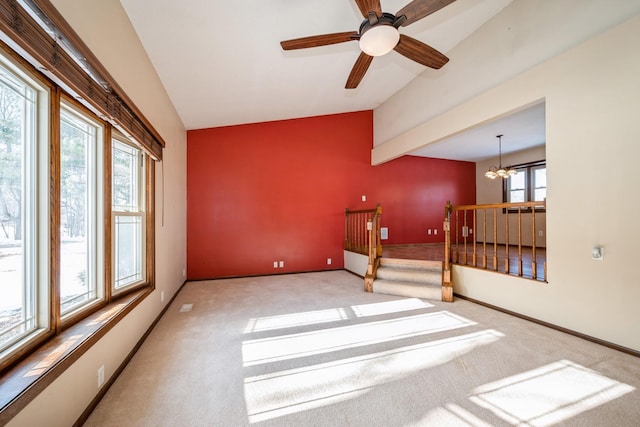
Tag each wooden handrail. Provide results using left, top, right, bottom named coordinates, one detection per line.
left=345, top=207, right=380, bottom=214
left=451, top=201, right=545, bottom=211
left=444, top=200, right=546, bottom=292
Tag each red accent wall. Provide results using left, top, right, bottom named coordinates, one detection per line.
left=187, top=111, right=475, bottom=279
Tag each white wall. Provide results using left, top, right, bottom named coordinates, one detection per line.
left=344, top=250, right=368, bottom=277
left=373, top=0, right=640, bottom=147
left=372, top=10, right=640, bottom=352
left=7, top=0, right=187, bottom=425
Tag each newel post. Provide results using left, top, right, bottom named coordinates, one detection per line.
left=443, top=201, right=454, bottom=302
left=375, top=204, right=382, bottom=258
left=364, top=204, right=382, bottom=293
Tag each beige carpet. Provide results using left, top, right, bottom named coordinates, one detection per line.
left=84, top=271, right=640, bottom=426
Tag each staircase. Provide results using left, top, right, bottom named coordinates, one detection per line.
left=372, top=258, right=443, bottom=301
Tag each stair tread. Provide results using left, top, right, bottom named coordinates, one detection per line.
left=372, top=279, right=442, bottom=301
left=376, top=270, right=440, bottom=285
left=377, top=265, right=441, bottom=272
left=379, top=257, right=442, bottom=270
left=373, top=279, right=440, bottom=288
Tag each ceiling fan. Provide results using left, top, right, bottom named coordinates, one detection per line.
left=280, top=0, right=456, bottom=89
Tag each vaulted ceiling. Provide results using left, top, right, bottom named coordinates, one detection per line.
left=120, top=0, right=513, bottom=131
left=118, top=0, right=637, bottom=161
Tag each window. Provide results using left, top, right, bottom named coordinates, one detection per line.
left=0, top=57, right=49, bottom=358
left=112, top=138, right=145, bottom=291
left=0, top=1, right=163, bottom=418
left=59, top=105, right=104, bottom=316
left=0, top=54, right=155, bottom=371
left=532, top=165, right=547, bottom=202
left=504, top=160, right=546, bottom=208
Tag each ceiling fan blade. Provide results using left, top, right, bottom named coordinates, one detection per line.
left=355, top=0, right=382, bottom=18
left=394, top=34, right=448, bottom=69
left=281, top=32, right=359, bottom=50
left=396, top=0, right=456, bottom=27
left=345, top=52, right=374, bottom=89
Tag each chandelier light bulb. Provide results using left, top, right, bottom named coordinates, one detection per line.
left=484, top=169, right=498, bottom=179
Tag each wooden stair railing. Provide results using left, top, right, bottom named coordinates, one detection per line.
left=345, top=204, right=382, bottom=292
left=444, top=200, right=547, bottom=296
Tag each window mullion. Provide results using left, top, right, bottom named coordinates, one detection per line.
left=525, top=166, right=535, bottom=202
left=104, top=125, right=113, bottom=302
left=51, top=86, right=62, bottom=333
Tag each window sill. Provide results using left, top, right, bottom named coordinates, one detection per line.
left=0, top=287, right=152, bottom=425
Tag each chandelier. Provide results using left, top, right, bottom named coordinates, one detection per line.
left=485, top=134, right=516, bottom=179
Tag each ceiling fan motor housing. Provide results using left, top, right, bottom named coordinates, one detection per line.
left=358, top=12, right=401, bottom=35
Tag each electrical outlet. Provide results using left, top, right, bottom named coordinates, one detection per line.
left=327, top=258, right=332, bottom=265
left=160, top=291, right=165, bottom=303
left=279, top=261, right=284, bottom=268
left=98, top=365, right=105, bottom=388
left=273, top=261, right=278, bottom=268
left=361, top=195, right=366, bottom=202
left=434, top=229, right=438, bottom=235
left=428, top=229, right=432, bottom=235
left=538, top=230, right=544, bottom=237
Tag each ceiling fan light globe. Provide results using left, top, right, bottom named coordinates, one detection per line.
left=359, top=25, right=399, bottom=56
left=485, top=170, right=497, bottom=179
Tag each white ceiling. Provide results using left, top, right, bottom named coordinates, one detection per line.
left=119, top=0, right=549, bottom=162
left=409, top=102, right=546, bottom=162
left=120, top=1, right=511, bottom=126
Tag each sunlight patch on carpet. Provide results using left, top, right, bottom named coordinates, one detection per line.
left=415, top=403, right=494, bottom=427
left=469, top=359, right=635, bottom=426
left=243, top=298, right=433, bottom=333
left=242, top=311, right=476, bottom=366
left=244, top=329, right=504, bottom=423
left=243, top=307, right=350, bottom=333
left=351, top=298, right=434, bottom=317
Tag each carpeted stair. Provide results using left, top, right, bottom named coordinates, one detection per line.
left=372, top=258, right=443, bottom=301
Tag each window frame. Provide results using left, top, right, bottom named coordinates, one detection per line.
left=0, top=1, right=163, bottom=422
left=58, top=99, right=106, bottom=321
left=0, top=49, right=53, bottom=369
left=0, top=50, right=156, bottom=376
left=503, top=160, right=546, bottom=212
left=111, top=136, right=147, bottom=294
